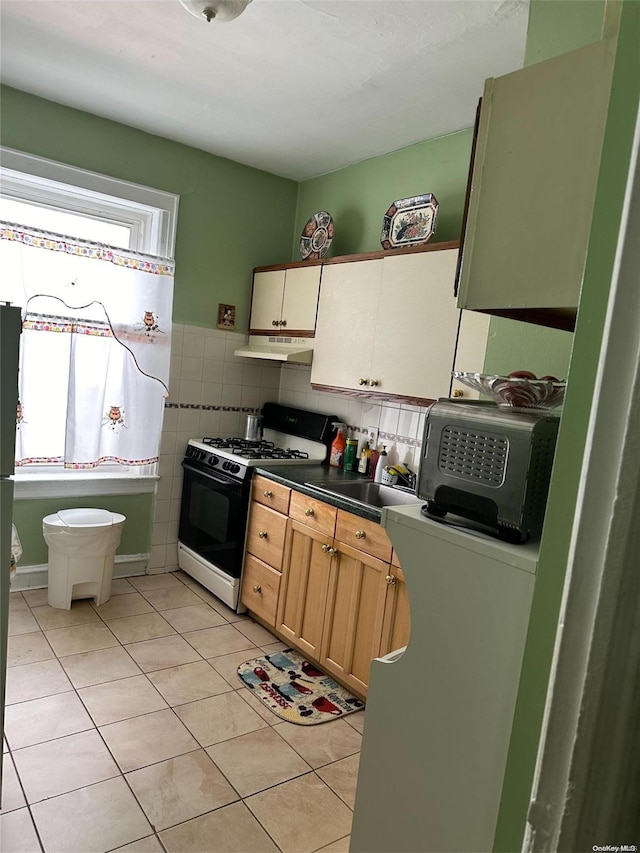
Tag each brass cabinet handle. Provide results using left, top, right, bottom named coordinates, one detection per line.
left=305, top=508, right=315, bottom=517
left=263, top=490, right=273, bottom=498
left=355, top=530, right=366, bottom=540
left=272, top=319, right=278, bottom=326
left=253, top=584, right=262, bottom=593
left=258, top=530, right=268, bottom=539
left=327, top=547, right=338, bottom=557
left=452, top=389, right=463, bottom=398
left=358, top=378, right=367, bottom=386
left=385, top=574, right=397, bottom=585
left=368, top=379, right=379, bottom=387
left=280, top=319, right=287, bottom=327
left=322, top=543, right=330, bottom=552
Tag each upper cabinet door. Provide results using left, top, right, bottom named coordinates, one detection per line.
left=369, top=249, right=460, bottom=400
left=456, top=38, right=616, bottom=329
left=250, top=270, right=286, bottom=332
left=311, top=259, right=384, bottom=391
left=280, top=266, right=321, bottom=334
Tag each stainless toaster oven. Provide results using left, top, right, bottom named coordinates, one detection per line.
left=418, top=399, right=560, bottom=543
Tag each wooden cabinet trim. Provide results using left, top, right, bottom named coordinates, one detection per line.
left=254, top=240, right=460, bottom=275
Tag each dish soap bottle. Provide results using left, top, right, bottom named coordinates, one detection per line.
left=329, top=422, right=347, bottom=468
left=358, top=441, right=370, bottom=475
left=374, top=445, right=388, bottom=483
left=344, top=436, right=358, bottom=472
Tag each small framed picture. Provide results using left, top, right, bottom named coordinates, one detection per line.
left=217, top=303, right=236, bottom=330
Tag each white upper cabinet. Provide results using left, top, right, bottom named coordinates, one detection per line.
left=456, top=38, right=616, bottom=331
left=312, top=246, right=465, bottom=402
left=310, top=259, right=384, bottom=391
left=250, top=265, right=321, bottom=335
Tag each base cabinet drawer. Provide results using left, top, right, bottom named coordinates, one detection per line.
left=336, top=510, right=392, bottom=562
left=252, top=474, right=291, bottom=514
left=246, top=503, right=288, bottom=570
left=241, top=554, right=281, bottom=627
left=289, top=490, right=337, bottom=537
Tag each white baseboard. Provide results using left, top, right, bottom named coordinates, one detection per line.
left=10, top=553, right=156, bottom=591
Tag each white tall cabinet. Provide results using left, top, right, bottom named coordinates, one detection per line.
left=311, top=245, right=462, bottom=402
left=350, top=505, right=538, bottom=853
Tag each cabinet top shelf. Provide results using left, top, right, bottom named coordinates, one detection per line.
left=254, top=240, right=461, bottom=274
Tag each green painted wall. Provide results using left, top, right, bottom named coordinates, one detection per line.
left=294, top=129, right=473, bottom=258
left=12, top=494, right=154, bottom=565
left=493, top=2, right=639, bottom=850
left=0, top=86, right=297, bottom=565
left=0, top=85, right=298, bottom=333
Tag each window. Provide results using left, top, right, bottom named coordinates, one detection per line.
left=1, top=148, right=179, bottom=489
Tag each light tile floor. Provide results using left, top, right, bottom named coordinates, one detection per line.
left=1, top=571, right=363, bottom=853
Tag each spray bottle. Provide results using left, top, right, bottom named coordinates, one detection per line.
left=329, top=422, right=347, bottom=468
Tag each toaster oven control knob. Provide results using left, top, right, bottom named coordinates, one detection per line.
left=385, top=574, right=397, bottom=585
left=258, top=530, right=268, bottom=539
left=253, top=584, right=262, bottom=593
left=305, top=508, right=314, bottom=517
left=263, top=490, right=273, bottom=498
left=355, top=530, right=366, bottom=540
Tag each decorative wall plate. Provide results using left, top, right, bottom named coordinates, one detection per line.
left=380, top=193, right=439, bottom=249
left=299, top=210, right=334, bottom=260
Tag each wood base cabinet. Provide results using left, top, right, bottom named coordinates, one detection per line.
left=275, top=500, right=412, bottom=696
left=277, top=519, right=333, bottom=660
left=240, top=475, right=291, bottom=627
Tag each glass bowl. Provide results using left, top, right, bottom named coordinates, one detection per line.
left=452, top=372, right=566, bottom=410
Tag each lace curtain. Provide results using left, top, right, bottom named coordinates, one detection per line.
left=0, top=223, right=174, bottom=469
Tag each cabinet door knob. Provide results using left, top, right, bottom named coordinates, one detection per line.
left=263, top=490, right=273, bottom=498
left=385, top=574, right=397, bottom=585
left=327, top=547, right=338, bottom=557
left=305, top=507, right=315, bottom=517
left=355, top=530, right=366, bottom=540
left=253, top=584, right=262, bottom=593
left=452, top=389, right=463, bottom=398
left=258, top=530, right=268, bottom=539
left=272, top=319, right=278, bottom=326
left=280, top=319, right=287, bottom=327
left=358, top=378, right=367, bottom=386
left=322, top=543, right=330, bottom=553
left=368, top=379, right=379, bottom=387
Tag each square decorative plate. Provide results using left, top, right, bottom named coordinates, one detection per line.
left=380, top=193, right=439, bottom=249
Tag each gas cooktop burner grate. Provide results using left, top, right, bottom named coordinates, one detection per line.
left=201, top=436, right=310, bottom=460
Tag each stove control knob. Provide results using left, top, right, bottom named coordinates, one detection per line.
left=233, top=464, right=240, bottom=473
left=222, top=460, right=229, bottom=470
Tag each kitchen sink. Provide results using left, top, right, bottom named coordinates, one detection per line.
left=305, top=480, right=422, bottom=510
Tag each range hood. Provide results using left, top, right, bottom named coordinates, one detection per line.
left=234, top=335, right=314, bottom=365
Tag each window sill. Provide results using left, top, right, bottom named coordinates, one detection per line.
left=13, top=472, right=159, bottom=500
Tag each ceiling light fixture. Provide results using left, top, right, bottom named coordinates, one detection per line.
left=178, top=0, right=253, bottom=23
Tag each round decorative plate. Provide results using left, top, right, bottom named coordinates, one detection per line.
left=380, top=193, right=439, bottom=249
left=299, top=211, right=334, bottom=260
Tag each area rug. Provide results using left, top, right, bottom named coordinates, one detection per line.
left=237, top=648, right=365, bottom=725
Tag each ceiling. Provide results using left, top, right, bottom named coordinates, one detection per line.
left=0, top=0, right=529, bottom=181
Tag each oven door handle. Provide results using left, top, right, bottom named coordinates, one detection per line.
left=181, top=459, right=241, bottom=486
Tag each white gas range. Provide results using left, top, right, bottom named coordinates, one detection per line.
left=177, top=403, right=337, bottom=610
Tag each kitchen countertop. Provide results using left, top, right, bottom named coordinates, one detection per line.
left=253, top=463, right=419, bottom=523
